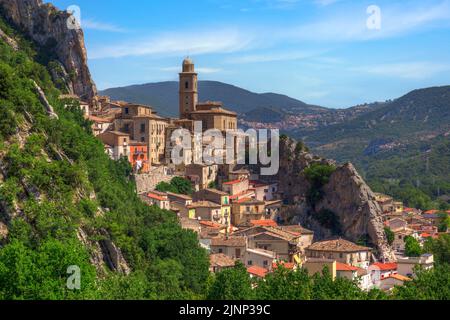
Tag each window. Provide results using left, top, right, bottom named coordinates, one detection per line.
left=140, top=123, right=145, bottom=133
left=141, top=137, right=145, bottom=142
left=263, top=261, right=268, bottom=267
left=218, top=249, right=223, bottom=254
left=235, top=249, right=241, bottom=257
left=248, top=260, right=253, bottom=266
left=124, top=124, right=130, bottom=133
left=125, top=107, right=129, bottom=115
left=185, top=81, right=189, bottom=89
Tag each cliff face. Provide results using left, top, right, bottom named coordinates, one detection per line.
left=0, top=0, right=97, bottom=101
left=277, top=138, right=396, bottom=262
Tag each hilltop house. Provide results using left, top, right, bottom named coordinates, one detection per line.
left=305, top=238, right=372, bottom=269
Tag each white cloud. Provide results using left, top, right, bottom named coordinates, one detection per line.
left=89, top=29, right=254, bottom=59
left=82, top=19, right=126, bottom=33
left=226, top=50, right=325, bottom=64
left=353, top=62, right=450, bottom=79
left=314, top=0, right=341, bottom=6
left=286, top=0, right=450, bottom=42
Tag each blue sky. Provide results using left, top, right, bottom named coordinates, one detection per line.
left=49, top=0, right=450, bottom=108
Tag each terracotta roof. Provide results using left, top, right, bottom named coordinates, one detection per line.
left=250, top=220, right=278, bottom=227
left=190, top=107, right=237, bottom=116
left=188, top=201, right=221, bottom=209
left=306, top=238, right=371, bottom=253
left=247, top=266, right=269, bottom=278
left=211, top=237, right=246, bottom=247
left=371, top=262, right=398, bottom=271
left=336, top=262, right=358, bottom=271
left=147, top=191, right=168, bottom=201
left=89, top=115, right=113, bottom=123
left=210, top=254, right=236, bottom=268
left=166, top=192, right=193, bottom=201
left=424, top=210, right=439, bottom=215
left=272, top=261, right=295, bottom=270
left=205, top=188, right=229, bottom=196
left=200, top=221, right=223, bottom=229
left=223, top=179, right=245, bottom=185
left=388, top=274, right=412, bottom=282
left=236, top=198, right=264, bottom=205
left=278, top=225, right=314, bottom=235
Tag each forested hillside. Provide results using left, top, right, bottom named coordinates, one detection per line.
left=0, top=16, right=209, bottom=300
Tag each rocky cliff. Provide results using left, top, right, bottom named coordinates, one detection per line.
left=0, top=0, right=97, bottom=101
left=276, top=137, right=396, bottom=262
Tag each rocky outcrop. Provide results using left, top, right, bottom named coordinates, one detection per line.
left=0, top=27, right=18, bottom=50
left=0, top=0, right=97, bottom=101
left=276, top=137, right=396, bottom=262
left=32, top=80, right=58, bottom=119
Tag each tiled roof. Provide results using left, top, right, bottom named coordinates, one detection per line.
left=371, top=262, right=398, bottom=271
left=211, top=237, right=246, bottom=247
left=278, top=225, right=314, bottom=235
left=147, top=192, right=168, bottom=201
left=272, top=261, right=295, bottom=270
left=250, top=220, right=278, bottom=227
left=188, top=201, right=221, bottom=209
left=166, top=192, right=193, bottom=201
left=306, top=238, right=371, bottom=253
left=424, top=210, right=439, bottom=215
left=205, top=188, right=229, bottom=196
left=336, top=262, right=358, bottom=271
left=388, top=274, right=412, bottom=282
left=210, top=254, right=236, bottom=268
left=200, top=221, right=223, bottom=229
left=247, top=266, right=269, bottom=278
left=236, top=198, right=264, bottom=205
left=223, top=179, right=245, bottom=185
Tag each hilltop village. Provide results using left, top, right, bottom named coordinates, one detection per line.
left=65, top=58, right=444, bottom=293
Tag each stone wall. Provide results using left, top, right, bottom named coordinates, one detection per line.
left=134, top=166, right=179, bottom=194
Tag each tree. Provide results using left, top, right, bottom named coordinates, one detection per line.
left=207, top=262, right=254, bottom=300
left=437, top=212, right=450, bottom=233
left=254, top=266, right=312, bottom=300
left=404, top=236, right=422, bottom=257
left=385, top=227, right=395, bottom=246
left=392, top=264, right=450, bottom=300
left=423, top=234, right=450, bottom=265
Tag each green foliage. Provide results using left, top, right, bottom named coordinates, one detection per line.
left=304, top=163, right=336, bottom=205
left=207, top=262, right=255, bottom=300
left=392, top=264, right=450, bottom=300
left=156, top=177, right=194, bottom=195
left=404, top=236, right=422, bottom=257
left=437, top=212, right=450, bottom=233
left=0, top=239, right=97, bottom=300
left=0, top=24, right=210, bottom=300
left=384, top=227, right=395, bottom=246
left=423, top=234, right=450, bottom=265
left=254, top=265, right=312, bottom=300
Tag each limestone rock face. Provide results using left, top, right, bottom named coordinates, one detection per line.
left=0, top=0, right=97, bottom=100
left=276, top=138, right=396, bottom=262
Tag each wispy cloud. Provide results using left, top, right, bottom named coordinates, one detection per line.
left=353, top=61, right=450, bottom=79
left=226, top=50, right=325, bottom=64
left=288, top=0, right=450, bottom=42
left=89, top=29, right=254, bottom=59
left=314, top=0, right=341, bottom=7
left=82, top=19, right=126, bottom=33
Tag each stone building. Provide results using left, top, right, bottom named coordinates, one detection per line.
left=305, top=238, right=372, bottom=269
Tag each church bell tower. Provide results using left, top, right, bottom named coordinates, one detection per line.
left=179, top=57, right=198, bottom=119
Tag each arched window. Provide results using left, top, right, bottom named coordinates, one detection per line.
left=185, top=81, right=189, bottom=89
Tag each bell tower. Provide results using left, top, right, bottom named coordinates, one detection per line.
left=179, top=57, right=198, bottom=119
